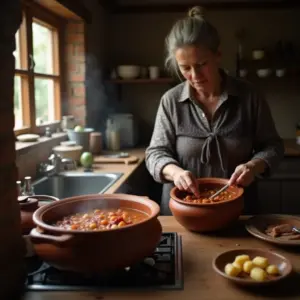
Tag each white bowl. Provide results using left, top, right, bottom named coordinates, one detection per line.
left=276, top=69, right=286, bottom=77
left=239, top=69, right=248, bottom=78
left=117, top=65, right=140, bottom=79
left=252, top=50, right=265, bottom=60
left=257, top=69, right=271, bottom=78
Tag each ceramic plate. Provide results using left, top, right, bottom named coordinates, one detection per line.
left=245, top=214, right=300, bottom=246
left=212, top=248, right=292, bottom=286
left=16, top=133, right=40, bottom=142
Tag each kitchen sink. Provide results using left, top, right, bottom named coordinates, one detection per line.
left=32, top=172, right=123, bottom=199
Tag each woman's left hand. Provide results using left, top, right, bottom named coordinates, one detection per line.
left=228, top=163, right=255, bottom=187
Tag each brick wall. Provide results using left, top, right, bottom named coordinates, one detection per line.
left=64, top=21, right=86, bottom=126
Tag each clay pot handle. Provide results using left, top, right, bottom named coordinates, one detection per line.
left=30, top=228, right=73, bottom=244
left=36, top=195, right=60, bottom=202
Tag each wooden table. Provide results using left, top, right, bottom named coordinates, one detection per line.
left=25, top=216, right=300, bottom=300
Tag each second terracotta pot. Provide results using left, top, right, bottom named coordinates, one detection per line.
left=169, top=178, right=244, bottom=232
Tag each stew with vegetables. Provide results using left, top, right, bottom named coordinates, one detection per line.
left=54, top=208, right=148, bottom=231
left=183, top=186, right=236, bottom=204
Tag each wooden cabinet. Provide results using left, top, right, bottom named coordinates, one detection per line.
left=256, top=157, right=300, bottom=214
left=257, top=179, right=282, bottom=214
left=116, top=161, right=153, bottom=197
left=281, top=181, right=300, bottom=214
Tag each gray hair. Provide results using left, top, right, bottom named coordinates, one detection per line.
left=165, top=6, right=220, bottom=77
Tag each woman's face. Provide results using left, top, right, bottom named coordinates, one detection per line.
left=175, top=45, right=221, bottom=95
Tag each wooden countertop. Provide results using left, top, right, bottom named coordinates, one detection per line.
left=26, top=216, right=300, bottom=300
left=283, top=139, right=300, bottom=156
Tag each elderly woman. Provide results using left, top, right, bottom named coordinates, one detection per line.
left=145, top=6, right=284, bottom=216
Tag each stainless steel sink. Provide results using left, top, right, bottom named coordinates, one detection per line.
left=32, top=172, right=123, bottom=199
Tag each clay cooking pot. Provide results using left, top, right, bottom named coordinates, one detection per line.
left=169, top=177, right=244, bottom=232
left=30, top=194, right=162, bottom=273
left=19, top=195, right=59, bottom=235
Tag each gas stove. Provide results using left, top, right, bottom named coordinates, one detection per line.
left=25, top=232, right=183, bottom=291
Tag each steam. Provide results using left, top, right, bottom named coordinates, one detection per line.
left=85, top=55, right=124, bottom=147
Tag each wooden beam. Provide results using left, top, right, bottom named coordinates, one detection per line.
left=56, top=0, right=91, bottom=22
left=33, top=0, right=82, bottom=20
left=111, top=0, right=300, bottom=14
left=97, top=0, right=117, bottom=11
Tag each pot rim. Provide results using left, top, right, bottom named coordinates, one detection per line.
left=170, top=177, right=244, bottom=207
left=32, top=193, right=160, bottom=234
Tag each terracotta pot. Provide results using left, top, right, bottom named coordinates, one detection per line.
left=30, top=194, right=162, bottom=273
left=19, top=195, right=59, bottom=235
left=169, top=178, right=244, bottom=232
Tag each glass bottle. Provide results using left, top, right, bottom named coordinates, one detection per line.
left=22, top=176, right=35, bottom=196
left=16, top=180, right=22, bottom=196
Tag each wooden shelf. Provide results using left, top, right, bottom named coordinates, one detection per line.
left=107, top=78, right=176, bottom=84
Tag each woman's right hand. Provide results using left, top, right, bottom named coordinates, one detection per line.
left=173, top=170, right=200, bottom=197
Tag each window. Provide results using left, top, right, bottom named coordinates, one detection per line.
left=14, top=4, right=62, bottom=134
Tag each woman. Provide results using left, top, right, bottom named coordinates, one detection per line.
left=145, top=6, right=284, bottom=216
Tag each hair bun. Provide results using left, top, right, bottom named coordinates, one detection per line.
left=188, top=6, right=205, bottom=19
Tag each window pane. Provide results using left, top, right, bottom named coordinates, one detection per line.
left=13, top=31, right=21, bottom=69
left=34, top=78, right=55, bottom=124
left=14, top=76, right=23, bottom=129
left=33, top=21, right=54, bottom=74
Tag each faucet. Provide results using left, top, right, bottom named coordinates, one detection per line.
left=38, top=152, right=77, bottom=176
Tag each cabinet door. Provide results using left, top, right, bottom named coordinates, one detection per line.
left=281, top=181, right=300, bottom=214
left=257, top=180, right=281, bottom=214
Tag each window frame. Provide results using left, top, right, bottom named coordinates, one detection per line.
left=14, top=2, right=65, bottom=135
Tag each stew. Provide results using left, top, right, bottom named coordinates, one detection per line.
left=183, top=186, right=236, bottom=204
left=54, top=208, right=148, bottom=231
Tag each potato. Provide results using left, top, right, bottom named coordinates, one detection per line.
left=225, top=263, right=241, bottom=277
left=252, top=256, right=269, bottom=269
left=232, top=261, right=242, bottom=273
left=243, top=260, right=255, bottom=273
left=266, top=264, right=280, bottom=275
left=250, top=267, right=267, bottom=281
left=234, top=254, right=250, bottom=266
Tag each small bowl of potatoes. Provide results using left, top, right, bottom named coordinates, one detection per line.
left=212, top=249, right=292, bottom=286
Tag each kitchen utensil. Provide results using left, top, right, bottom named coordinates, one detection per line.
left=53, top=144, right=83, bottom=162
left=108, top=114, right=138, bottom=148
left=213, top=248, right=292, bottom=286
left=16, top=134, right=40, bottom=142
left=252, top=49, right=265, bottom=60
left=60, top=141, right=76, bottom=147
left=257, top=69, right=271, bottom=78
left=19, top=195, right=59, bottom=235
left=276, top=68, right=286, bottom=77
left=18, top=195, right=31, bottom=203
left=149, top=66, right=159, bottom=79
left=93, top=154, right=139, bottom=165
left=61, top=115, right=75, bottom=131
left=89, top=132, right=102, bottom=154
left=104, top=152, right=129, bottom=158
left=117, top=65, right=140, bottom=79
left=292, top=227, right=300, bottom=234
left=30, top=194, right=162, bottom=273
left=209, top=183, right=230, bottom=199
left=169, top=177, right=244, bottom=232
left=67, top=128, right=94, bottom=152
left=246, top=215, right=300, bottom=246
